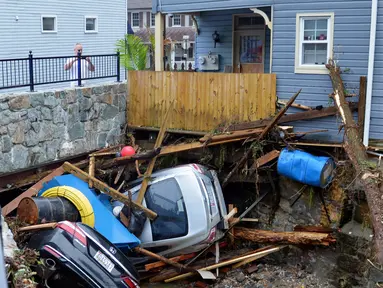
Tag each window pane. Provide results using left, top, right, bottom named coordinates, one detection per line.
left=132, top=13, right=140, bottom=27
left=151, top=13, right=155, bottom=26
left=304, top=20, right=315, bottom=30
left=239, top=35, right=263, bottom=64
left=43, top=17, right=55, bottom=31
left=86, top=18, right=96, bottom=31
left=317, top=19, right=327, bottom=29
left=315, top=30, right=327, bottom=40
left=145, top=178, right=188, bottom=241
left=303, top=43, right=327, bottom=65
left=173, top=15, right=181, bottom=26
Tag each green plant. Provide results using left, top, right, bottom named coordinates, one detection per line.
left=116, top=28, right=155, bottom=71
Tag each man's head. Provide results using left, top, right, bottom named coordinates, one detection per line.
left=74, top=43, right=83, bottom=55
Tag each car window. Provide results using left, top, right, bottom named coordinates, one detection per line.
left=145, top=178, right=188, bottom=241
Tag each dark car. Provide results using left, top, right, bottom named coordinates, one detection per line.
left=27, top=221, right=140, bottom=288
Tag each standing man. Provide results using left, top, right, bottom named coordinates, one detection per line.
left=64, top=43, right=95, bottom=87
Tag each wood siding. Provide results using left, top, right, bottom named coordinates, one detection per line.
left=128, top=71, right=276, bottom=131
left=0, top=0, right=126, bottom=59
left=195, top=8, right=271, bottom=73
left=371, top=0, right=383, bottom=140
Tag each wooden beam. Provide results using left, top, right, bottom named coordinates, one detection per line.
left=2, top=166, right=65, bottom=216
left=278, top=100, right=312, bottom=111
left=164, top=246, right=284, bottom=283
left=136, top=101, right=173, bottom=204
left=358, top=76, right=367, bottom=139
left=155, top=13, right=165, bottom=71
left=62, top=162, right=157, bottom=220
left=89, top=156, right=95, bottom=188
left=226, top=103, right=358, bottom=132
left=145, top=253, right=196, bottom=271
left=18, top=222, right=57, bottom=232
left=232, top=245, right=286, bottom=269
left=249, top=150, right=280, bottom=172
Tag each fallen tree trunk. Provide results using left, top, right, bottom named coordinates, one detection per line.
left=234, top=227, right=336, bottom=246
left=326, top=60, right=383, bottom=264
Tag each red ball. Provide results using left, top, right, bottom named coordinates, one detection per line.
left=121, top=146, right=136, bottom=157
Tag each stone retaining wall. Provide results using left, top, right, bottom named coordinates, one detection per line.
left=0, top=82, right=127, bottom=174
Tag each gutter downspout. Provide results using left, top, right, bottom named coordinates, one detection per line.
left=363, top=0, right=378, bottom=146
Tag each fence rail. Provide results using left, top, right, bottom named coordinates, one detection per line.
left=128, top=71, right=277, bottom=132
left=0, top=51, right=120, bottom=92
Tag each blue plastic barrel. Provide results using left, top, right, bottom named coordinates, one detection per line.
left=277, top=148, right=335, bottom=188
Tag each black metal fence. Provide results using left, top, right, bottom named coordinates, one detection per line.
left=0, top=51, right=121, bottom=92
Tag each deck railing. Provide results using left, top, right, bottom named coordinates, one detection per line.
left=0, top=51, right=120, bottom=92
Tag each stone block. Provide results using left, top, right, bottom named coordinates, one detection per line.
left=118, top=94, right=127, bottom=112
left=68, top=103, right=80, bottom=127
left=100, top=93, right=114, bottom=105
left=76, top=89, right=83, bottom=98
left=0, top=102, right=9, bottom=111
left=97, top=120, right=113, bottom=132
left=101, top=105, right=119, bottom=120
left=53, top=124, right=67, bottom=140
left=0, top=126, right=7, bottom=135
left=80, top=97, right=93, bottom=111
left=43, top=95, right=59, bottom=108
left=31, top=122, right=40, bottom=133
left=0, top=152, right=12, bottom=173
left=52, top=106, right=66, bottom=124
left=97, top=133, right=107, bottom=148
left=89, top=102, right=101, bottom=120
left=11, top=145, right=29, bottom=169
left=82, top=87, right=92, bottom=98
left=25, top=130, right=39, bottom=147
left=38, top=122, right=55, bottom=142
left=106, top=128, right=120, bottom=146
left=41, top=107, right=52, bottom=120
left=68, top=122, right=85, bottom=140
left=2, top=135, right=12, bottom=152
left=28, top=146, right=47, bottom=166
left=29, top=93, right=44, bottom=107
left=0, top=110, right=11, bottom=126
left=27, top=107, right=42, bottom=122
left=66, top=90, right=77, bottom=104
left=59, top=139, right=87, bottom=158
left=0, top=96, right=9, bottom=103
left=92, top=86, right=104, bottom=95
left=8, top=95, right=30, bottom=111
left=44, top=139, right=61, bottom=161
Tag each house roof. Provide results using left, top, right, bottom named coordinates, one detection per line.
left=135, top=27, right=195, bottom=43
left=128, top=0, right=151, bottom=10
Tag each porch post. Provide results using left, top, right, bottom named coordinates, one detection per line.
left=155, top=12, right=165, bottom=71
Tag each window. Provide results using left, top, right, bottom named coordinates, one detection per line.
left=132, top=12, right=140, bottom=28
left=172, top=14, right=181, bottom=26
left=151, top=13, right=155, bottom=27
left=85, top=16, right=98, bottom=33
left=295, top=13, right=334, bottom=74
left=144, top=178, right=188, bottom=241
left=41, top=15, right=57, bottom=33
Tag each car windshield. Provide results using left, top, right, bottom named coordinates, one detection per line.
left=144, top=178, right=188, bottom=241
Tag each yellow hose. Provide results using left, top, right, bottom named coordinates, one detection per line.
left=41, top=186, right=95, bottom=227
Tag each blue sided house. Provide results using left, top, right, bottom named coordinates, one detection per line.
left=151, top=0, right=383, bottom=146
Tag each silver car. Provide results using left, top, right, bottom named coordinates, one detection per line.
left=117, top=164, right=228, bottom=256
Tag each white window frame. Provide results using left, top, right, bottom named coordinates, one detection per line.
left=132, top=12, right=140, bottom=28
left=84, top=16, right=98, bottom=33
left=295, top=12, right=334, bottom=74
left=41, top=15, right=57, bottom=33
left=151, top=13, right=156, bottom=27
left=172, top=14, right=181, bottom=27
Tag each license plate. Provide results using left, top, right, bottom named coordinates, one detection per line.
left=94, top=251, right=115, bottom=273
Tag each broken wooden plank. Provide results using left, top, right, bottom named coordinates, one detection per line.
left=278, top=100, right=312, bottom=111
left=164, top=246, right=284, bottom=283
left=234, top=227, right=336, bottom=246
left=232, top=245, right=287, bottom=269
left=62, top=162, right=157, bottom=220
left=2, top=166, right=65, bottom=216
left=18, top=222, right=57, bottom=232
left=136, top=101, right=173, bottom=204
left=249, top=150, right=280, bottom=172
left=135, top=247, right=195, bottom=273
left=199, top=128, right=264, bottom=143
left=89, top=156, right=95, bottom=188
left=145, top=253, right=197, bottom=271
left=226, top=103, right=358, bottom=132
left=358, top=76, right=367, bottom=139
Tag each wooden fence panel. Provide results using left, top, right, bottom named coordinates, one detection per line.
left=128, top=71, right=276, bottom=132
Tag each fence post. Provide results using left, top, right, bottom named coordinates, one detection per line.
left=28, top=51, right=34, bottom=92
left=116, top=52, right=121, bottom=82
left=77, top=51, right=82, bottom=87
